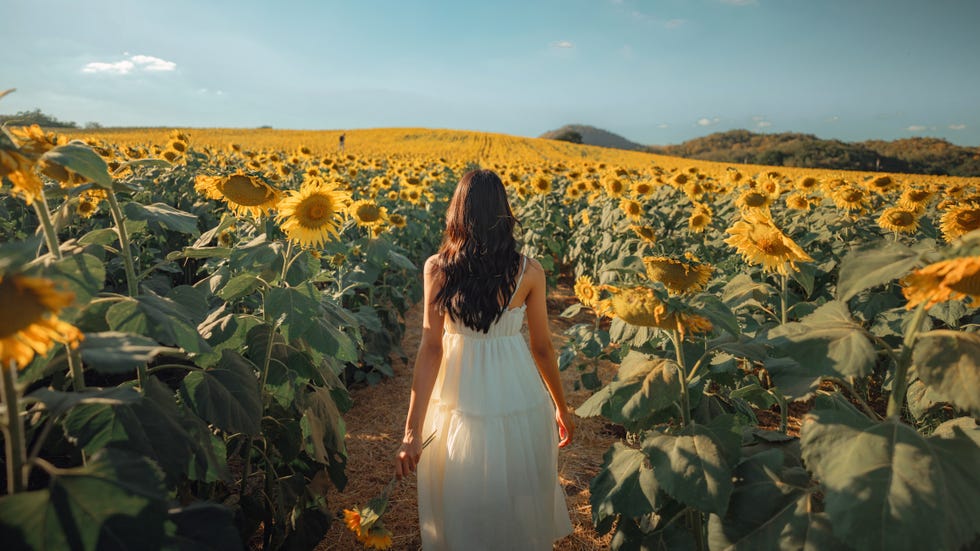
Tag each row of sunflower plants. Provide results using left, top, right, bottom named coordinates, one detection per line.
left=555, top=166, right=980, bottom=550
left=0, top=112, right=441, bottom=549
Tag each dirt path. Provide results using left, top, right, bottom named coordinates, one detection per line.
left=318, top=285, right=618, bottom=550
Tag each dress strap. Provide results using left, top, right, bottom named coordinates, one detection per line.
left=509, top=255, right=528, bottom=305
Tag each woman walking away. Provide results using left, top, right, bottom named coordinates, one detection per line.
left=394, top=169, right=574, bottom=550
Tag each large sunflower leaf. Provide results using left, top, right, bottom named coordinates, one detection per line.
left=575, top=350, right=681, bottom=429
left=642, top=424, right=733, bottom=515
left=122, top=201, right=200, bottom=236
left=0, top=449, right=167, bottom=551
left=836, top=240, right=920, bottom=302
left=106, top=291, right=209, bottom=353
left=589, top=443, right=660, bottom=534
left=801, top=395, right=980, bottom=550
left=39, top=141, right=112, bottom=189
left=179, top=350, right=262, bottom=436
left=913, top=330, right=980, bottom=416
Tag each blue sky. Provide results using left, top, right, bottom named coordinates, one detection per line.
left=2, top=0, right=978, bottom=146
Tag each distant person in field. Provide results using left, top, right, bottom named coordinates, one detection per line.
left=338, top=133, right=345, bottom=152
left=395, top=169, right=574, bottom=549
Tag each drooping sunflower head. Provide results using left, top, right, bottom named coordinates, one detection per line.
left=902, top=256, right=980, bottom=310
left=619, top=198, right=644, bottom=221
left=630, top=225, right=657, bottom=244
left=0, top=149, right=42, bottom=204
left=688, top=205, right=712, bottom=234
left=878, top=207, right=920, bottom=234
left=866, top=175, right=896, bottom=194
left=736, top=190, right=772, bottom=211
left=276, top=180, right=350, bottom=247
left=684, top=180, right=706, bottom=201
left=0, top=274, right=82, bottom=370
left=785, top=192, right=811, bottom=211
left=898, top=187, right=933, bottom=211
left=724, top=211, right=812, bottom=275
left=797, top=176, right=819, bottom=191
left=939, top=204, right=980, bottom=242
left=388, top=213, right=407, bottom=229
left=350, top=199, right=388, bottom=228
left=195, top=172, right=282, bottom=217
left=642, top=256, right=713, bottom=295
left=607, top=286, right=712, bottom=338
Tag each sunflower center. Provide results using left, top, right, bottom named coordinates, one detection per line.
left=355, top=203, right=382, bottom=223
left=0, top=279, right=48, bottom=338
left=843, top=189, right=863, bottom=203
left=955, top=209, right=980, bottom=230
left=744, top=192, right=767, bottom=207
left=758, top=236, right=790, bottom=256
left=690, top=214, right=707, bottom=226
left=219, top=175, right=274, bottom=206
left=887, top=210, right=916, bottom=226
left=297, top=195, right=335, bottom=228
left=908, top=190, right=930, bottom=202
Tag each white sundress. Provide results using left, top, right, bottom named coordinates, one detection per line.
left=417, top=255, right=574, bottom=550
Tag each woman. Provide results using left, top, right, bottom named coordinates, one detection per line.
left=394, top=169, right=575, bottom=550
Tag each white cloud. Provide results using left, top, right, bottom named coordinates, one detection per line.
left=906, top=125, right=927, bottom=132
left=697, top=117, right=721, bottom=127
left=82, top=60, right=135, bottom=74
left=551, top=40, right=574, bottom=48
left=657, top=123, right=670, bottom=129
left=825, top=115, right=840, bottom=123
left=949, top=123, right=967, bottom=130
left=757, top=121, right=773, bottom=128
left=82, top=54, right=176, bottom=75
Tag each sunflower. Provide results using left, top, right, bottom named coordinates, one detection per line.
left=195, top=172, right=282, bottom=217
left=939, top=204, right=980, bottom=242
left=630, top=225, right=657, bottom=244
left=785, top=192, right=811, bottom=211
left=565, top=186, right=583, bottom=201
left=0, top=274, right=82, bottom=370
left=0, top=149, right=42, bottom=204
left=898, top=187, right=933, bottom=211
left=632, top=180, right=654, bottom=197
left=724, top=211, right=812, bottom=275
left=360, top=525, right=393, bottom=550
left=607, top=286, right=712, bottom=338
left=877, top=207, right=920, bottom=234
left=671, top=173, right=688, bottom=186
left=76, top=198, right=99, bottom=218
left=604, top=175, right=626, bottom=198
left=277, top=180, right=349, bottom=246
left=902, top=256, right=980, bottom=310
left=574, top=276, right=598, bottom=308
left=796, top=176, right=819, bottom=191
left=619, top=198, right=644, bottom=221
left=831, top=184, right=869, bottom=213
left=531, top=174, right=552, bottom=194
left=343, top=509, right=363, bottom=539
left=642, top=256, right=713, bottom=294
left=736, top=190, right=772, bottom=211
left=684, top=180, right=706, bottom=201
left=688, top=205, right=712, bottom=233
left=866, top=175, right=896, bottom=194
left=388, top=213, right=407, bottom=229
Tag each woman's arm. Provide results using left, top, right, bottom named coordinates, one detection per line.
left=524, top=259, right=575, bottom=448
left=395, top=255, right=445, bottom=479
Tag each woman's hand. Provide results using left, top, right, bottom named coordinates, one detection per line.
left=556, top=406, right=575, bottom=448
left=394, top=434, right=423, bottom=480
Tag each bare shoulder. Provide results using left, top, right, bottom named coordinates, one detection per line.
left=423, top=254, right=441, bottom=274
left=522, top=255, right=546, bottom=280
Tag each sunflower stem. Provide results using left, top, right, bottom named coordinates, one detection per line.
left=886, top=303, right=928, bottom=419
left=279, top=240, right=294, bottom=284
left=779, top=272, right=788, bottom=325
left=31, top=189, right=62, bottom=260
left=1, top=363, right=27, bottom=494
left=671, top=330, right=691, bottom=428
left=105, top=190, right=139, bottom=297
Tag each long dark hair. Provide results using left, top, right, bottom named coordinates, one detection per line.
left=434, top=169, right=521, bottom=332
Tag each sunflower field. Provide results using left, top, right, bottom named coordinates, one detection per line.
left=1, top=89, right=979, bottom=550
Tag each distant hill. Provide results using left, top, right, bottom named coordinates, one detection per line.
left=648, top=130, right=980, bottom=177
left=540, top=124, right=645, bottom=151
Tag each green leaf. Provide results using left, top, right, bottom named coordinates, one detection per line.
left=575, top=351, right=681, bottom=429
left=266, top=283, right=321, bottom=342
left=913, top=330, right=980, bottom=416
left=106, top=292, right=209, bottom=353
left=26, top=386, right=141, bottom=417
left=79, top=332, right=171, bottom=373
left=0, top=236, right=44, bottom=274
left=216, top=273, right=261, bottom=301
left=64, top=378, right=228, bottom=484
left=836, top=241, right=920, bottom=301
left=180, top=350, right=262, bottom=436
left=801, top=396, right=980, bottom=550
left=768, top=301, right=875, bottom=383
left=122, top=201, right=200, bottom=236
left=78, top=227, right=120, bottom=246
left=50, top=253, right=106, bottom=309
left=165, top=502, right=243, bottom=551
left=642, top=424, right=734, bottom=515
left=387, top=249, right=416, bottom=271
left=707, top=449, right=842, bottom=551
left=39, top=141, right=112, bottom=188
left=0, top=449, right=167, bottom=551
left=590, top=443, right=660, bottom=532
left=300, top=386, right=347, bottom=464
left=695, top=294, right=741, bottom=337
